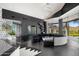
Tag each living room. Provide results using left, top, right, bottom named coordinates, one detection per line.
left=0, top=3, right=79, bottom=56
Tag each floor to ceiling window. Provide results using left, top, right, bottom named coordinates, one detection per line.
left=67, top=20, right=79, bottom=43
left=68, top=20, right=79, bottom=36
left=47, top=23, right=59, bottom=34
left=47, top=23, right=68, bottom=36
left=0, top=19, right=21, bottom=46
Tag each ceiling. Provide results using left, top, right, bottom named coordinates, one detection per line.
left=0, top=3, right=65, bottom=19
left=51, top=3, right=79, bottom=18
left=46, top=4, right=79, bottom=23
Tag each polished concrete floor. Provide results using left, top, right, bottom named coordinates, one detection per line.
left=21, top=37, right=79, bottom=56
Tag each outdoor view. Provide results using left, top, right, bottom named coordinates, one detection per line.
left=68, top=20, right=79, bottom=43
left=0, top=19, right=21, bottom=46
left=0, top=20, right=16, bottom=36
left=68, top=20, right=79, bottom=36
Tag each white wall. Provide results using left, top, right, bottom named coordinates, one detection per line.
left=0, top=7, right=2, bottom=18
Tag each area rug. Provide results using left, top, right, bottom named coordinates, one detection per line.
left=20, top=47, right=42, bottom=56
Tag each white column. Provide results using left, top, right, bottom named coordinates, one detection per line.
left=0, top=7, right=2, bottom=19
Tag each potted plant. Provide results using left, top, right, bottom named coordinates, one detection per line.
left=8, top=30, right=15, bottom=36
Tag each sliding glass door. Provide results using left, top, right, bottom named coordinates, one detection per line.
left=68, top=20, right=79, bottom=37
left=67, top=20, right=79, bottom=42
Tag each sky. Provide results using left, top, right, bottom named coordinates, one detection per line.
left=69, top=20, right=79, bottom=27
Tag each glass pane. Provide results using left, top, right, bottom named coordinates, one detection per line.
left=68, top=20, right=79, bottom=37
left=31, top=26, right=37, bottom=35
